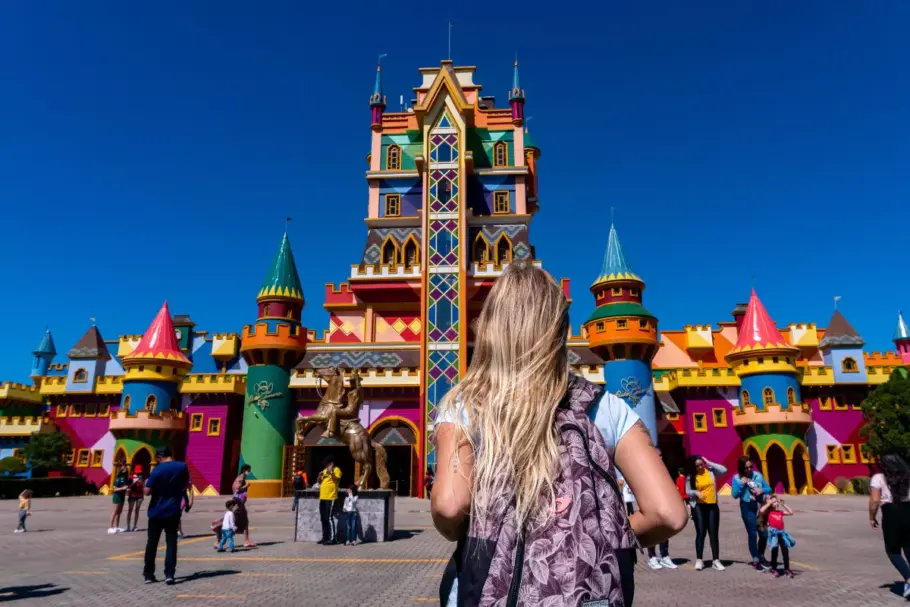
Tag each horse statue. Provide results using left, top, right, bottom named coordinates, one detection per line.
left=296, top=368, right=390, bottom=491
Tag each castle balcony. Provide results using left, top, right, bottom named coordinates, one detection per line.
left=733, top=402, right=812, bottom=428
left=179, top=373, right=247, bottom=395
left=350, top=263, right=421, bottom=281
left=0, top=382, right=43, bottom=405
left=95, top=376, right=124, bottom=395
left=108, top=409, right=187, bottom=434
left=240, top=322, right=308, bottom=353
left=787, top=323, right=818, bottom=348
left=684, top=325, right=714, bottom=351
left=211, top=333, right=240, bottom=359
left=39, top=376, right=68, bottom=396
left=0, top=415, right=56, bottom=437
left=676, top=367, right=740, bottom=388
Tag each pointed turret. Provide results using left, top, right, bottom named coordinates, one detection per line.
left=508, top=58, right=525, bottom=124
left=819, top=309, right=868, bottom=382
left=123, top=301, right=191, bottom=367
left=30, top=328, right=56, bottom=379
left=370, top=63, right=386, bottom=130
left=258, top=233, right=304, bottom=304
left=895, top=311, right=910, bottom=364
left=819, top=310, right=864, bottom=349
left=68, top=326, right=110, bottom=360
left=728, top=290, right=798, bottom=358
left=584, top=221, right=659, bottom=442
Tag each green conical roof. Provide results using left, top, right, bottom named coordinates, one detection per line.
left=258, top=233, right=304, bottom=302
left=33, top=328, right=56, bottom=356
left=592, top=223, right=642, bottom=286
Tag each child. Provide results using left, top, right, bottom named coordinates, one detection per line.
left=759, top=495, right=795, bottom=578
left=217, top=499, right=238, bottom=552
left=343, top=485, right=359, bottom=546
left=126, top=468, right=145, bottom=532
left=15, top=490, right=32, bottom=533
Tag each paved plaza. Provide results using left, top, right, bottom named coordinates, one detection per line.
left=0, top=494, right=904, bottom=605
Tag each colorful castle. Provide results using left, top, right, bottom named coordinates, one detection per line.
left=0, top=59, right=902, bottom=497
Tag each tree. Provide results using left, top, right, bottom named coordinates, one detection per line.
left=0, top=456, right=27, bottom=476
left=20, top=431, right=73, bottom=476
left=860, top=370, right=910, bottom=460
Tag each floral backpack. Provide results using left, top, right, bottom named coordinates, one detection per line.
left=440, top=374, right=638, bottom=607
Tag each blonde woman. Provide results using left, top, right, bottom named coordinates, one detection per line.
left=432, top=264, right=687, bottom=607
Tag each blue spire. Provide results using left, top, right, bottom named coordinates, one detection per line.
left=33, top=327, right=56, bottom=356
left=509, top=58, right=525, bottom=101
left=895, top=311, right=910, bottom=342
left=370, top=65, right=384, bottom=107
left=593, top=223, right=641, bottom=286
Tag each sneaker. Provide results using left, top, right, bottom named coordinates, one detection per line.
left=712, top=560, right=726, bottom=571
left=659, top=556, right=677, bottom=569
left=115, top=528, right=125, bottom=533
left=771, top=569, right=780, bottom=578
left=177, top=531, right=184, bottom=538
left=902, top=582, right=910, bottom=598
left=107, top=528, right=117, bottom=535
left=759, top=558, right=772, bottom=571
left=647, top=557, right=663, bottom=570
left=13, top=529, right=23, bottom=534
left=165, top=578, right=175, bottom=586
left=144, top=577, right=157, bottom=584
left=694, top=559, right=704, bottom=571
left=785, top=570, right=794, bottom=579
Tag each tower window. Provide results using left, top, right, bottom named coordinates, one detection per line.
left=494, top=236, right=512, bottom=266
left=842, top=357, right=859, bottom=373
left=595, top=322, right=605, bottom=331
left=381, top=237, right=399, bottom=266
left=493, top=142, right=508, bottom=167
left=385, top=194, right=401, bottom=217
left=69, top=404, right=83, bottom=417
left=741, top=390, right=751, bottom=407
left=122, top=395, right=131, bottom=411
left=826, top=444, right=840, bottom=464
left=473, top=234, right=491, bottom=265
left=207, top=418, right=222, bottom=436
left=712, top=408, right=728, bottom=427
left=98, top=404, right=110, bottom=417
left=762, top=388, right=775, bottom=406
left=76, top=449, right=90, bottom=468
left=616, top=319, right=628, bottom=330
left=639, top=320, right=650, bottom=330
left=263, top=304, right=271, bottom=316
left=841, top=444, right=857, bottom=464
left=169, top=396, right=179, bottom=412
left=692, top=413, right=707, bottom=432
left=190, top=413, right=204, bottom=431
left=145, top=395, right=157, bottom=411
left=387, top=145, right=401, bottom=170
left=787, top=387, right=796, bottom=405
left=629, top=288, right=639, bottom=297
left=74, top=368, right=88, bottom=383
left=91, top=449, right=104, bottom=468
left=402, top=237, right=419, bottom=269
left=611, top=287, right=623, bottom=296
left=493, top=191, right=510, bottom=214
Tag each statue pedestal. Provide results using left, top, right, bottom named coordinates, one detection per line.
left=294, top=489, right=395, bottom=543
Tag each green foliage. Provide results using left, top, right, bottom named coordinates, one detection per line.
left=20, top=431, right=73, bottom=475
left=834, top=476, right=850, bottom=493
left=851, top=476, right=871, bottom=495
left=860, top=372, right=910, bottom=460
left=0, top=456, right=27, bottom=475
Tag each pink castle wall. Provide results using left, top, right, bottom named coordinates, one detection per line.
left=184, top=403, right=231, bottom=493
left=50, top=402, right=118, bottom=489
left=683, top=397, right=742, bottom=489
left=806, top=396, right=870, bottom=489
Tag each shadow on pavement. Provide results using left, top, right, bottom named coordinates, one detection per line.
left=176, top=570, right=241, bottom=585
left=0, top=584, right=68, bottom=603
left=392, top=529, right=424, bottom=541
left=879, top=582, right=907, bottom=598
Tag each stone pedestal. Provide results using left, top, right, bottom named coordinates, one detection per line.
left=294, top=489, right=395, bottom=543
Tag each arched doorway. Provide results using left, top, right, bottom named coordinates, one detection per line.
left=791, top=442, right=811, bottom=495
left=745, top=444, right=762, bottom=472
left=370, top=417, right=418, bottom=497
left=765, top=443, right=789, bottom=494
left=131, top=447, right=153, bottom=477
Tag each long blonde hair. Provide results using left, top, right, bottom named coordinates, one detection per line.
left=442, top=263, right=570, bottom=528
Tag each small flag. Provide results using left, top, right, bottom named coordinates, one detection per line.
left=90, top=317, right=96, bottom=325
left=834, top=295, right=842, bottom=309
left=286, top=217, right=293, bottom=223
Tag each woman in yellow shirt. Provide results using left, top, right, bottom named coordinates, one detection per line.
left=685, top=455, right=728, bottom=571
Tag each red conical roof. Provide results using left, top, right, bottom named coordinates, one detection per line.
left=729, top=289, right=798, bottom=357
left=124, top=301, right=191, bottom=366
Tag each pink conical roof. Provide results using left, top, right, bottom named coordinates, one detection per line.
left=124, top=301, right=191, bottom=366
left=729, top=289, right=798, bottom=356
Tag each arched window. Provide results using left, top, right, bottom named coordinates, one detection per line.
left=494, top=235, right=512, bottom=266
left=762, top=387, right=775, bottom=406
left=263, top=304, right=271, bottom=316
left=381, top=237, right=399, bottom=266
left=842, top=357, right=858, bottom=373
left=493, top=142, right=508, bottom=167
left=123, top=395, right=131, bottom=410
left=74, top=368, right=88, bottom=383
left=473, top=234, right=490, bottom=265
left=145, top=395, right=157, bottom=411
left=741, top=390, right=751, bottom=407
left=170, top=396, right=179, bottom=412
left=402, top=236, right=419, bottom=269
left=787, top=387, right=796, bottom=405
left=387, top=145, right=401, bottom=170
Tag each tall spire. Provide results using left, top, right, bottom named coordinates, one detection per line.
left=124, top=301, right=190, bottom=366
left=509, top=55, right=525, bottom=124
left=33, top=328, right=56, bottom=356
left=729, top=290, right=798, bottom=356
left=593, top=223, right=641, bottom=286
left=370, top=64, right=384, bottom=107
left=509, top=56, right=524, bottom=101
left=258, top=232, right=304, bottom=303
left=895, top=311, right=910, bottom=342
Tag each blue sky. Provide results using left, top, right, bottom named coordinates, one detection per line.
left=1, top=2, right=907, bottom=382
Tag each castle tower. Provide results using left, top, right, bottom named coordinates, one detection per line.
left=30, top=328, right=56, bottom=382
left=508, top=59, right=525, bottom=124
left=370, top=63, right=386, bottom=130
left=66, top=325, right=111, bottom=393
left=895, top=311, right=910, bottom=365
left=239, top=233, right=308, bottom=497
left=583, top=223, right=659, bottom=442
left=111, top=302, right=192, bottom=472
left=819, top=309, right=867, bottom=383
left=727, top=290, right=812, bottom=494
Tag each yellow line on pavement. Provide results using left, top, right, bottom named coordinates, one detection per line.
left=791, top=560, right=820, bottom=571
left=114, top=556, right=449, bottom=564
left=107, top=534, right=213, bottom=560
left=176, top=595, right=247, bottom=599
